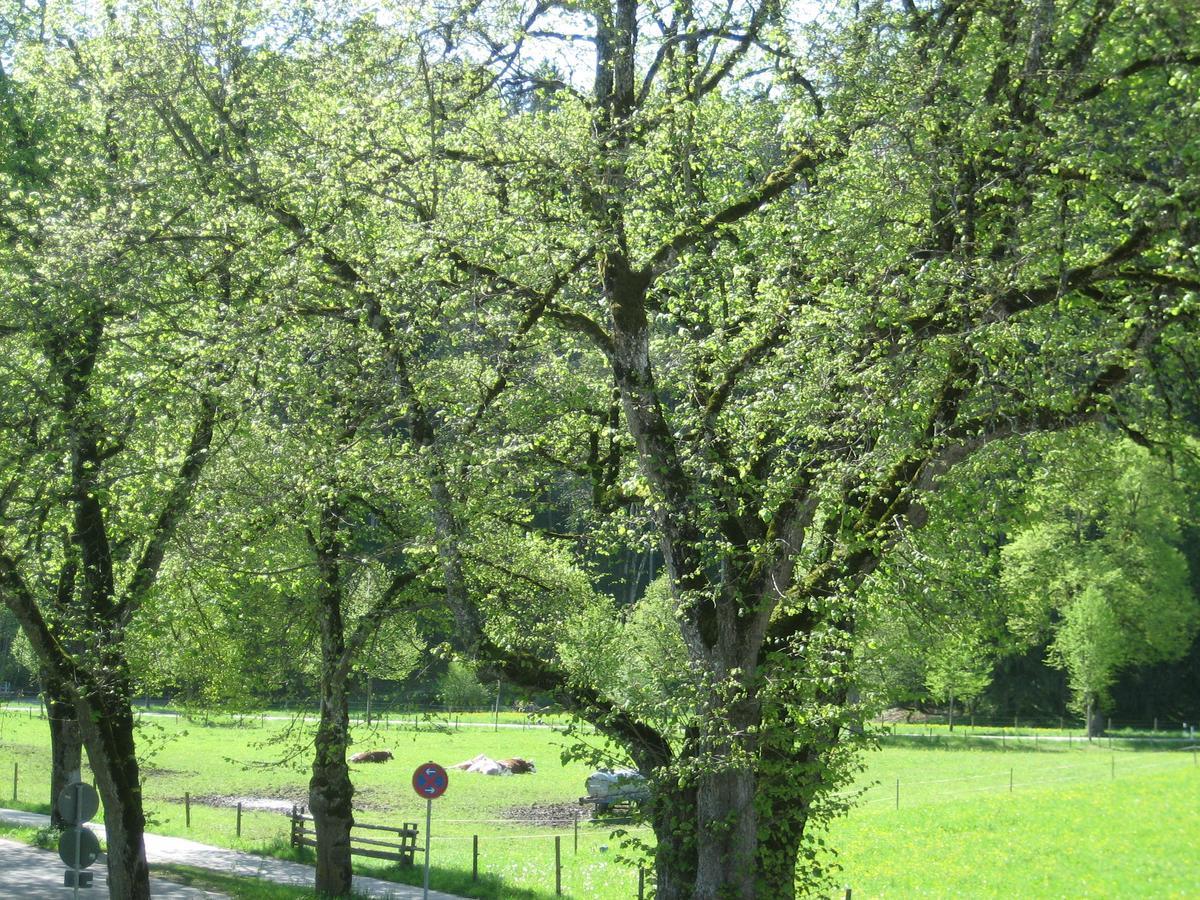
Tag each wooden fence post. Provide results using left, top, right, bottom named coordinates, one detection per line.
left=894, top=778, right=899, bottom=810
left=473, top=834, right=479, bottom=881
left=555, top=835, right=562, bottom=895
left=236, top=802, right=242, bottom=838
left=638, top=866, right=645, bottom=899
left=185, top=792, right=191, bottom=828
left=1009, top=768, right=1013, bottom=793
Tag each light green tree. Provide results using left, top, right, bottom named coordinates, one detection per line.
left=924, top=628, right=995, bottom=731
left=1003, top=436, right=1198, bottom=737
left=0, top=21, right=232, bottom=892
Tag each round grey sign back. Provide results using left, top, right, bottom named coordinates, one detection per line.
left=57, top=782, right=100, bottom=825
left=58, top=826, right=101, bottom=869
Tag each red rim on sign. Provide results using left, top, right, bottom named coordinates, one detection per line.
left=412, top=761, right=448, bottom=800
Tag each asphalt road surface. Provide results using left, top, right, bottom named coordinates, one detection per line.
left=0, top=837, right=223, bottom=898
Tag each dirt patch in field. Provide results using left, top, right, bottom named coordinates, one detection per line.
left=187, top=789, right=392, bottom=814
left=187, top=793, right=305, bottom=813
left=500, top=802, right=591, bottom=828
left=142, top=766, right=197, bottom=778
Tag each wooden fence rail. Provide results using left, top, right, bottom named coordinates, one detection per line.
left=289, top=806, right=420, bottom=866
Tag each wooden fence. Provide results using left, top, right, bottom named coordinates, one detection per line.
left=289, top=805, right=420, bottom=866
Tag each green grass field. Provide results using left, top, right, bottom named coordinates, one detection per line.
left=1, top=708, right=1196, bottom=897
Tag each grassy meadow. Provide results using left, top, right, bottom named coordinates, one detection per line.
left=0, top=705, right=1196, bottom=897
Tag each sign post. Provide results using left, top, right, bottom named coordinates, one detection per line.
left=57, top=780, right=101, bottom=895
left=412, top=761, right=448, bottom=900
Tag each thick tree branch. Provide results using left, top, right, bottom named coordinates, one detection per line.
left=641, top=146, right=824, bottom=278
left=114, top=395, right=217, bottom=628
left=338, top=568, right=425, bottom=682
left=479, top=637, right=674, bottom=771
left=1076, top=54, right=1200, bottom=103
left=544, top=304, right=615, bottom=359
left=0, top=550, right=84, bottom=685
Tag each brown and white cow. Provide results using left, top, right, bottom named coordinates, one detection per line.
left=498, top=757, right=536, bottom=774
left=349, top=749, right=394, bottom=763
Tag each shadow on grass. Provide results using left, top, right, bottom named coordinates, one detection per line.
left=152, top=863, right=368, bottom=899
left=250, top=836, right=555, bottom=900
left=358, top=863, right=552, bottom=900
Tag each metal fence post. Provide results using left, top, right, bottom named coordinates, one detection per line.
left=555, top=835, right=562, bottom=895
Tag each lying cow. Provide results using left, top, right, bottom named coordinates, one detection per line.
left=499, top=757, right=536, bottom=774
left=450, top=754, right=536, bottom=775
left=349, top=749, right=394, bottom=763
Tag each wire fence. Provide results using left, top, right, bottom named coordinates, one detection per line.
left=846, top=744, right=1198, bottom=810
left=7, top=693, right=1200, bottom=748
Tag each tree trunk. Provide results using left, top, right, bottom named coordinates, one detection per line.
left=694, top=766, right=758, bottom=898
left=756, top=771, right=805, bottom=899
left=693, top=696, right=760, bottom=900
left=364, top=676, right=372, bottom=726
left=754, top=705, right=848, bottom=897
left=647, top=777, right=699, bottom=900
left=1086, top=696, right=1104, bottom=739
left=43, top=670, right=82, bottom=828
left=310, top=686, right=354, bottom=897
left=75, top=688, right=151, bottom=900
left=308, top=504, right=355, bottom=897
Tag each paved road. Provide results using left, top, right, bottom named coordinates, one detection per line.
left=0, top=837, right=223, bottom=898
left=0, top=809, right=467, bottom=899
left=881, top=732, right=1199, bottom=745
left=1, top=704, right=574, bottom=732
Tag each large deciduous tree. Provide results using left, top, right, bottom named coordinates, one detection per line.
left=0, top=17, right=238, bottom=894
left=419, top=0, right=1200, bottom=894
